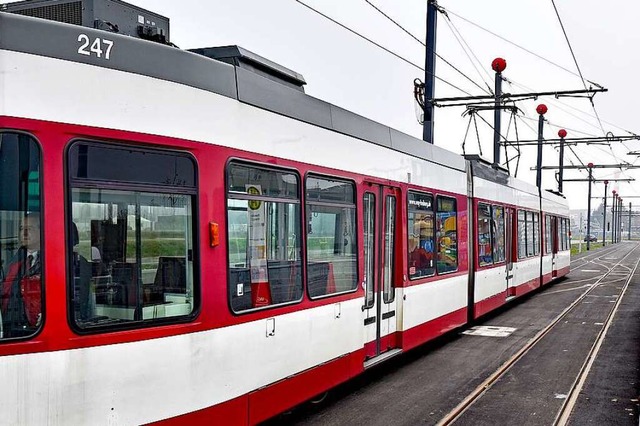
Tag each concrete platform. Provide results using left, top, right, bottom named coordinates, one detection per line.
left=265, top=242, right=640, bottom=425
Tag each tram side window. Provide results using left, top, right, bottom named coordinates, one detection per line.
left=227, top=163, right=302, bottom=312
left=363, top=193, right=375, bottom=308
left=383, top=195, right=396, bottom=304
left=526, top=212, right=535, bottom=256
left=557, top=217, right=563, bottom=251
left=477, top=203, right=505, bottom=266
left=0, top=133, right=42, bottom=340
left=533, top=212, right=540, bottom=255
left=306, top=175, right=357, bottom=298
left=517, top=210, right=526, bottom=258
left=493, top=206, right=506, bottom=263
left=67, top=142, right=197, bottom=330
left=436, top=196, right=458, bottom=273
left=545, top=215, right=552, bottom=254
left=564, top=218, right=570, bottom=250
left=408, top=192, right=435, bottom=279
left=477, top=203, right=493, bottom=266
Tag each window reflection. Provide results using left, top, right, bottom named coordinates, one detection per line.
left=227, top=163, right=303, bottom=312
left=71, top=189, right=195, bottom=326
left=306, top=176, right=357, bottom=298
left=0, top=132, right=42, bottom=340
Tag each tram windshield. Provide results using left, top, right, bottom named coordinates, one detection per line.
left=0, top=132, right=42, bottom=340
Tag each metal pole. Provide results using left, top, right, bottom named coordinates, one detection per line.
left=619, top=197, right=623, bottom=243
left=586, top=163, right=593, bottom=250
left=423, top=0, right=437, bottom=144
left=492, top=58, right=506, bottom=167
left=602, top=180, right=608, bottom=246
left=612, top=192, right=616, bottom=244
left=617, top=195, right=621, bottom=243
left=558, top=129, right=566, bottom=193
left=629, top=201, right=632, bottom=240
left=536, top=104, right=547, bottom=189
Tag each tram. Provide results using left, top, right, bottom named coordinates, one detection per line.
left=0, top=8, right=569, bottom=425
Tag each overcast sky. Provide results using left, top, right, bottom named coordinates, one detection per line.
left=112, top=0, right=640, bottom=212
left=14, top=0, right=640, bottom=212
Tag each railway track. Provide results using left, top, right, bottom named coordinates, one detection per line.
left=267, top=243, right=640, bottom=426
left=438, top=241, right=640, bottom=425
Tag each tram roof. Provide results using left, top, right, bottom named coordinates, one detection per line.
left=0, top=12, right=467, bottom=172
left=466, top=155, right=567, bottom=203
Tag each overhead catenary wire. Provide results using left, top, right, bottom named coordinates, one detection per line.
left=298, top=1, right=640, bottom=194
left=505, top=72, right=640, bottom=143
left=514, top=114, right=589, bottom=180
left=516, top=115, right=598, bottom=138
left=441, top=11, right=496, bottom=93
left=362, top=0, right=492, bottom=96
left=473, top=111, right=523, bottom=174
left=505, top=78, right=608, bottom=134
left=550, top=0, right=608, bottom=136
left=439, top=3, right=631, bottom=184
left=441, top=13, right=495, bottom=96
left=294, top=0, right=472, bottom=96
left=444, top=4, right=640, bottom=170
left=505, top=77, right=639, bottom=168
left=438, top=2, right=631, bottom=159
left=444, top=7, right=602, bottom=87
left=547, top=0, right=631, bottom=176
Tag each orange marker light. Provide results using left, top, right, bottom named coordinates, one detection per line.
left=209, top=222, right=219, bottom=247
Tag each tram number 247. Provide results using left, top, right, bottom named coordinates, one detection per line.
left=77, top=34, right=114, bottom=60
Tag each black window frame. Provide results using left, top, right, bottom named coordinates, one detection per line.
left=492, top=205, right=506, bottom=264
left=517, top=209, right=527, bottom=259
left=477, top=202, right=494, bottom=267
left=0, top=130, right=45, bottom=342
left=533, top=212, right=540, bottom=256
left=435, top=195, right=459, bottom=274
left=363, top=191, right=376, bottom=309
left=225, top=160, right=304, bottom=314
left=382, top=194, right=396, bottom=304
left=65, top=140, right=200, bottom=334
left=407, top=190, right=436, bottom=280
left=545, top=214, right=552, bottom=254
left=304, top=173, right=359, bottom=299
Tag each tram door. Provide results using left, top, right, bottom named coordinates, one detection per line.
left=505, top=207, right=515, bottom=294
left=363, top=185, right=399, bottom=361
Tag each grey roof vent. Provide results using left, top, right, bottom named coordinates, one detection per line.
left=190, top=45, right=306, bottom=92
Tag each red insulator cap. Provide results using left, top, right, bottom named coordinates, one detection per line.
left=604, top=180, right=609, bottom=185
left=536, top=104, right=548, bottom=115
left=588, top=162, right=594, bottom=168
left=558, top=129, right=567, bottom=138
left=491, top=57, right=507, bottom=73
left=613, top=190, right=617, bottom=195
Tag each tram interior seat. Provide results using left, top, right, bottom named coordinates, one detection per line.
left=229, top=260, right=305, bottom=311
left=267, top=260, right=302, bottom=303
left=229, top=267, right=251, bottom=311
left=307, top=262, right=330, bottom=298
left=150, top=256, right=186, bottom=301
left=94, top=262, right=136, bottom=306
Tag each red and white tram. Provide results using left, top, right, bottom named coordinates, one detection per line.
left=0, top=9, right=570, bottom=425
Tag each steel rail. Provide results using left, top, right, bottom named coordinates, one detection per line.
left=554, top=244, right=640, bottom=425
left=436, top=242, right=640, bottom=425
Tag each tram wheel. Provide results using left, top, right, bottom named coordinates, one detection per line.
left=310, top=391, right=329, bottom=404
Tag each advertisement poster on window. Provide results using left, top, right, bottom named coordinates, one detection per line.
left=246, top=184, right=271, bottom=307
